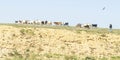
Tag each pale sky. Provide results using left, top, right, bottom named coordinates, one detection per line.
left=0, top=0, right=120, bottom=29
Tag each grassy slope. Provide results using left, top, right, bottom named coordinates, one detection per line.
left=0, top=24, right=120, bottom=60
left=1, top=23, right=120, bottom=35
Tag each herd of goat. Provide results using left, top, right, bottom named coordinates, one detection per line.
left=15, top=20, right=97, bottom=29
left=15, top=20, right=68, bottom=26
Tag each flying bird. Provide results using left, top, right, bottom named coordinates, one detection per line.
left=102, top=7, right=106, bottom=10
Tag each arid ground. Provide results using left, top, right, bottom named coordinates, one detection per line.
left=0, top=24, right=120, bottom=60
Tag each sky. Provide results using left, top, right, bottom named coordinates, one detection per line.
left=0, top=0, right=120, bottom=29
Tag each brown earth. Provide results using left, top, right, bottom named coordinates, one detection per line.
left=0, top=25, right=120, bottom=60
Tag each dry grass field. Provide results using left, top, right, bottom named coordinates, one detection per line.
left=0, top=24, right=120, bottom=60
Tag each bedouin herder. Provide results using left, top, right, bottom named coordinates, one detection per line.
left=109, top=24, right=112, bottom=32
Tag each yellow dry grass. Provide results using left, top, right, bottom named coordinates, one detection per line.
left=0, top=25, right=120, bottom=60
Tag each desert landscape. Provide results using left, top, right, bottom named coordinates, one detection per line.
left=0, top=24, right=120, bottom=60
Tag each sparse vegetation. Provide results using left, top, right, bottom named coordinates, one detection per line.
left=100, top=34, right=107, bottom=37
left=64, top=55, right=78, bottom=60
left=85, top=56, right=95, bottom=60
left=0, top=24, right=120, bottom=60
left=98, top=57, right=108, bottom=60
left=111, top=56, right=120, bottom=60
left=44, top=53, right=63, bottom=58
left=20, top=29, right=35, bottom=35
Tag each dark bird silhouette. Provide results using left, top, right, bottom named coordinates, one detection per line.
left=102, top=7, right=106, bottom=10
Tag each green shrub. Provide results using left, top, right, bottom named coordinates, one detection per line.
left=7, top=50, right=38, bottom=60
left=111, top=56, right=120, bottom=60
left=20, top=29, right=35, bottom=35
left=64, top=55, right=78, bottom=60
left=99, top=57, right=108, bottom=60
left=20, top=29, right=26, bottom=35
left=100, top=34, right=107, bottom=37
left=44, top=53, right=63, bottom=58
left=85, top=56, right=95, bottom=60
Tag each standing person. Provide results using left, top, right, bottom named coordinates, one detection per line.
left=109, top=24, right=112, bottom=32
